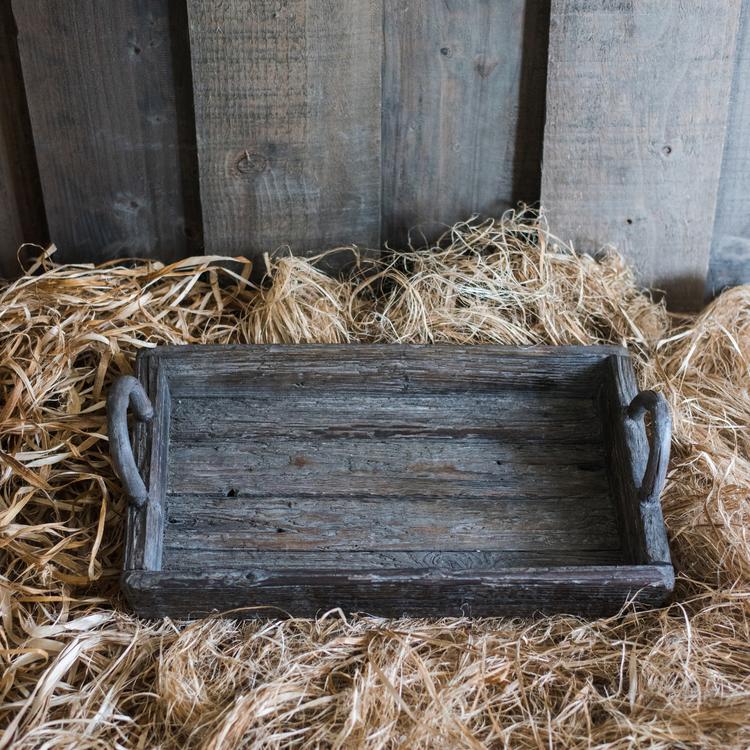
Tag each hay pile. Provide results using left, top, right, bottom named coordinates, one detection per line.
left=1, top=210, right=749, bottom=748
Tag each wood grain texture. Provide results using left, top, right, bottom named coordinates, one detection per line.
left=124, top=354, right=170, bottom=571
left=165, top=494, right=620, bottom=553
left=600, top=355, right=671, bottom=566
left=0, top=3, right=46, bottom=278
left=382, top=0, right=550, bottom=248
left=187, top=0, right=381, bottom=268
left=707, top=0, right=750, bottom=296
left=13, top=0, right=200, bottom=264
left=123, top=566, right=675, bottom=619
left=162, top=548, right=625, bottom=572
left=541, top=0, right=741, bottom=311
left=120, top=344, right=674, bottom=617
left=154, top=343, right=627, bottom=397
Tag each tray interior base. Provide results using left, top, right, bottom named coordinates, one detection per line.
left=163, top=390, right=625, bottom=572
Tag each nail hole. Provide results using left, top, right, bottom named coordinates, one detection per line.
left=662, top=145, right=672, bottom=156
left=130, top=201, right=139, bottom=209
left=625, top=218, right=633, bottom=225
left=227, top=488, right=238, bottom=497
left=440, top=47, right=451, bottom=57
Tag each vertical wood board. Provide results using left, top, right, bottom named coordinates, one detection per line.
left=707, top=0, right=750, bottom=296
left=13, top=0, right=200, bottom=264
left=541, top=0, right=740, bottom=310
left=187, top=0, right=382, bottom=267
left=0, top=3, right=46, bottom=278
left=382, top=0, right=550, bottom=248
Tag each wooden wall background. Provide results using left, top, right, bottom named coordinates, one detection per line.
left=0, top=0, right=746, bottom=310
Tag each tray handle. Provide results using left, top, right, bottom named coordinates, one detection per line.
left=626, top=390, right=671, bottom=505
left=108, top=375, right=154, bottom=508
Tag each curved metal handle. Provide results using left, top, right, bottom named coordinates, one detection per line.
left=626, top=390, right=671, bottom=505
left=108, top=375, right=154, bottom=508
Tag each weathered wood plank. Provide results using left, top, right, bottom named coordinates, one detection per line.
left=600, top=355, right=671, bottom=566
left=150, top=343, right=624, bottom=397
left=165, top=494, right=620, bottom=552
left=123, top=565, right=675, bottom=619
left=0, top=3, right=46, bottom=278
left=161, top=548, right=625, bottom=572
left=382, top=0, right=550, bottom=248
left=166, top=439, right=609, bottom=497
left=13, top=0, right=200, bottom=264
left=541, top=0, right=741, bottom=311
left=170, top=393, right=601, bottom=440
left=707, top=1, right=750, bottom=296
left=125, top=354, right=170, bottom=571
left=187, top=0, right=381, bottom=268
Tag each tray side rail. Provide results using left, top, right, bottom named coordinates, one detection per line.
left=122, top=565, right=676, bottom=619
left=599, top=355, right=672, bottom=568
left=120, top=351, right=171, bottom=573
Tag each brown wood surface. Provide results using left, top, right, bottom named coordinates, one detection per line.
left=382, top=0, right=550, bottom=248
left=118, top=344, right=674, bottom=618
left=541, top=0, right=741, bottom=311
left=0, top=3, right=46, bottom=278
left=187, top=0, right=381, bottom=268
left=13, top=0, right=200, bottom=264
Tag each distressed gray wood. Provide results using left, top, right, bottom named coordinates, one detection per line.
left=108, top=376, right=154, bottom=506
left=13, top=0, right=200, bottom=263
left=382, top=0, right=550, bottom=248
left=187, top=0, right=381, bottom=268
left=156, top=344, right=628, bottom=397
left=0, top=3, right=46, bottom=278
left=708, top=1, right=750, bottom=296
left=165, top=495, right=620, bottom=552
left=541, top=0, right=741, bottom=311
left=170, top=393, right=602, bottom=439
left=626, top=390, right=671, bottom=507
left=123, top=566, right=675, bottom=619
left=118, top=344, right=674, bottom=618
left=599, top=356, right=671, bottom=566
left=124, top=355, right=170, bottom=571
left=162, top=548, right=625, bottom=572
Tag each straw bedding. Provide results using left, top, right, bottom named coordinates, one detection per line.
left=1, top=210, right=749, bottom=748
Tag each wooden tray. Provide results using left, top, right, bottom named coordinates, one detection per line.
left=109, top=344, right=674, bottom=618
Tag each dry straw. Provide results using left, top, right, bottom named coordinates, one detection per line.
left=1, top=210, right=749, bottom=748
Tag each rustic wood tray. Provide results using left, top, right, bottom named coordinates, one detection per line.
left=109, top=344, right=673, bottom=618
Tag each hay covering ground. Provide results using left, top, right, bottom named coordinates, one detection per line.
left=1, top=210, right=749, bottom=748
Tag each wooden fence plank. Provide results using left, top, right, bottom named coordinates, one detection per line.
left=382, top=0, right=549, bottom=248
left=541, top=0, right=740, bottom=311
left=707, top=1, right=750, bottom=297
left=13, top=0, right=200, bottom=264
left=187, top=0, right=381, bottom=268
left=0, top=3, right=46, bottom=278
